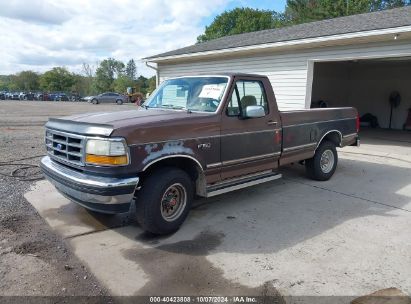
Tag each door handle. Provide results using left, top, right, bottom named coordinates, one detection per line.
left=267, top=121, right=278, bottom=126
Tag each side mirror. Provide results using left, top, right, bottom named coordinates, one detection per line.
left=243, top=105, right=265, bottom=118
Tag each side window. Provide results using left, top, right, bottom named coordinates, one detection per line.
left=226, top=80, right=268, bottom=117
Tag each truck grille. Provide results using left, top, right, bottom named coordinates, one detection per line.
left=45, top=129, right=85, bottom=166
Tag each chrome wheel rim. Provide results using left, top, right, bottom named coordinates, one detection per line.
left=320, top=149, right=335, bottom=174
left=160, top=183, right=187, bottom=222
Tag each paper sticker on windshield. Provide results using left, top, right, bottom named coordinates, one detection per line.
left=199, top=84, right=225, bottom=99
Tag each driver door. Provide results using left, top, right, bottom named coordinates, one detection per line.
left=220, top=78, right=281, bottom=180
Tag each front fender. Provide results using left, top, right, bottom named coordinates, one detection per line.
left=130, top=140, right=205, bottom=172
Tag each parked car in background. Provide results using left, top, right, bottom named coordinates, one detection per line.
left=69, top=93, right=82, bottom=101
left=0, top=91, right=6, bottom=100
left=83, top=96, right=93, bottom=102
left=35, top=92, right=45, bottom=101
left=9, top=92, right=20, bottom=100
left=89, top=92, right=127, bottom=105
left=19, top=92, right=35, bottom=100
left=47, top=93, right=57, bottom=101
left=54, top=93, right=69, bottom=101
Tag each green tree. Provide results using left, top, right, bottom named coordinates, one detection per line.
left=80, top=62, right=96, bottom=95
left=71, top=74, right=94, bottom=96
left=197, top=8, right=283, bottom=43
left=14, top=70, right=39, bottom=91
left=126, top=59, right=137, bottom=80
left=285, top=0, right=410, bottom=24
left=147, top=76, right=156, bottom=94
left=93, top=58, right=125, bottom=92
left=0, top=75, right=14, bottom=91
left=197, top=1, right=410, bottom=43
left=113, top=74, right=135, bottom=93
left=39, top=67, right=75, bottom=92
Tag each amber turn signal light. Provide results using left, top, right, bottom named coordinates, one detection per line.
left=85, top=154, right=128, bottom=166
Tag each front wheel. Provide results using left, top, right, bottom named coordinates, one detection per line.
left=305, top=140, right=338, bottom=181
left=135, top=167, right=193, bottom=235
left=91, top=99, right=98, bottom=104
left=116, top=99, right=123, bottom=105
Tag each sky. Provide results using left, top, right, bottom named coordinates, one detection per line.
left=0, top=0, right=287, bottom=77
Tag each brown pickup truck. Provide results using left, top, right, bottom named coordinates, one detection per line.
left=41, top=73, right=359, bottom=234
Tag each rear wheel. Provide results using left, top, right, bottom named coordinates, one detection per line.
left=135, top=167, right=193, bottom=235
left=116, top=99, right=123, bottom=105
left=305, top=140, right=338, bottom=181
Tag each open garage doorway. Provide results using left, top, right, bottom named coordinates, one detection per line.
left=311, top=58, right=411, bottom=131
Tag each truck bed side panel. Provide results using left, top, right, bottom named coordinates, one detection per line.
left=280, top=107, right=357, bottom=165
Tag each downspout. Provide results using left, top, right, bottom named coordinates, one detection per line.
left=145, top=61, right=159, bottom=87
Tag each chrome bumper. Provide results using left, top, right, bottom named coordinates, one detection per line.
left=40, top=156, right=139, bottom=213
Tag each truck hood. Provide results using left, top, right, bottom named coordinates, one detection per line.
left=63, top=109, right=176, bottom=123
left=45, top=108, right=213, bottom=138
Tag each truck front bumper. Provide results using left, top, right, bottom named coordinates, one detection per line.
left=40, top=156, right=139, bottom=214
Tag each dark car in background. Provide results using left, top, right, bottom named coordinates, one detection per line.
left=9, top=92, right=20, bottom=100
left=47, top=93, right=57, bottom=101
left=0, top=91, right=6, bottom=100
left=19, top=92, right=35, bottom=100
left=89, top=92, right=127, bottom=105
left=54, top=93, right=69, bottom=101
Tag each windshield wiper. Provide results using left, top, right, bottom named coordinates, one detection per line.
left=160, top=104, right=185, bottom=110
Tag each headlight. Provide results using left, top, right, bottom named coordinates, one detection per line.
left=85, top=138, right=129, bottom=166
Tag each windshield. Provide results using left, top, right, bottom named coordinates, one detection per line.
left=144, top=76, right=229, bottom=112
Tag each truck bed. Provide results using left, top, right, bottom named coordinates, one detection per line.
left=279, top=107, right=358, bottom=165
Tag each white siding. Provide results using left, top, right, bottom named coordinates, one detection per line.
left=157, top=40, right=411, bottom=110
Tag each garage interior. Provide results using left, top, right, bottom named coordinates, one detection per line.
left=311, top=58, right=411, bottom=133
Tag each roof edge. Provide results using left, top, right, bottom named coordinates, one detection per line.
left=145, top=25, right=411, bottom=62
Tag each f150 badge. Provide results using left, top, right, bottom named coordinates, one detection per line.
left=198, top=143, right=211, bottom=149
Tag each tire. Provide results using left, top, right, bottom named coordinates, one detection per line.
left=116, top=99, right=123, bottom=105
left=91, top=98, right=98, bottom=104
left=135, top=167, right=193, bottom=235
left=305, top=140, right=338, bottom=181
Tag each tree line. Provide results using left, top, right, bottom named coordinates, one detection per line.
left=0, top=58, right=156, bottom=96
left=197, top=0, right=411, bottom=42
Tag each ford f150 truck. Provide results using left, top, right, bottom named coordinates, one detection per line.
left=41, top=73, right=359, bottom=234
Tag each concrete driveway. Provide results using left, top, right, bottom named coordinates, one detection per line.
left=25, top=130, right=411, bottom=301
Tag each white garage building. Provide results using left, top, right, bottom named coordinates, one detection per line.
left=146, top=6, right=411, bottom=130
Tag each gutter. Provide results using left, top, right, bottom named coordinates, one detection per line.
left=145, top=61, right=159, bottom=87
left=146, top=25, right=411, bottom=63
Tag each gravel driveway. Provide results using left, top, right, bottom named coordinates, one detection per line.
left=0, top=100, right=134, bottom=298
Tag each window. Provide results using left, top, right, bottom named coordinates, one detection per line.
left=226, top=80, right=268, bottom=117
